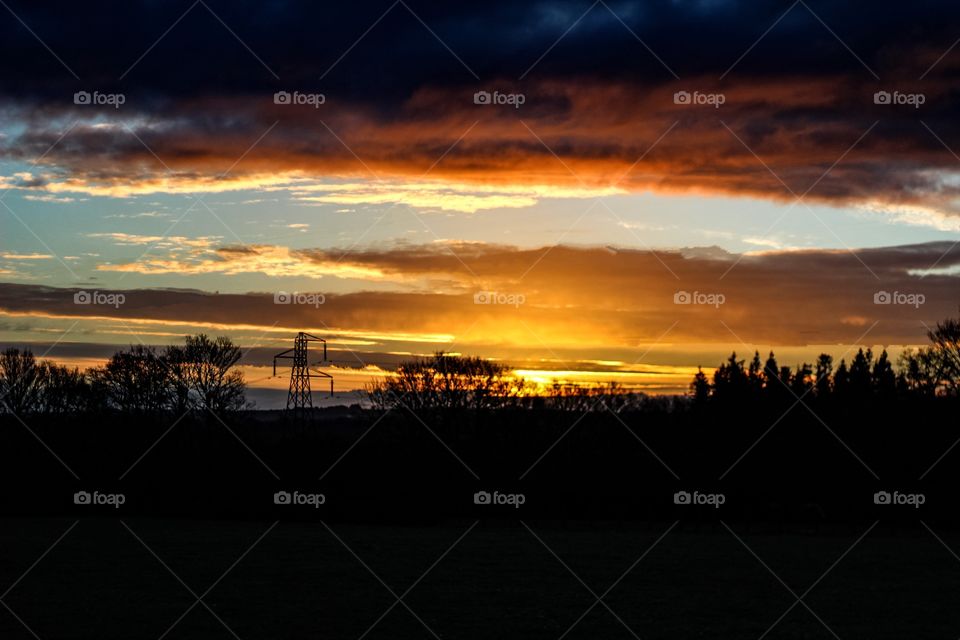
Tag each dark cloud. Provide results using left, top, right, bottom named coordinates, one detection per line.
left=216, top=245, right=262, bottom=256
left=1, top=1, right=960, bottom=214
left=0, top=1, right=954, bottom=96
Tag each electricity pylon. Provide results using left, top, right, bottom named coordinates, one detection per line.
left=273, top=332, right=333, bottom=410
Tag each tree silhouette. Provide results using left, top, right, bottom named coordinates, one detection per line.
left=89, top=345, right=172, bottom=413
left=163, top=344, right=193, bottom=414
left=833, top=359, right=850, bottom=396
left=0, top=349, right=42, bottom=414
left=39, top=363, right=91, bottom=413
left=369, top=352, right=522, bottom=410
left=872, top=349, right=896, bottom=396
left=790, top=362, right=813, bottom=396
left=690, top=311, right=960, bottom=404
left=778, top=365, right=793, bottom=388
left=814, top=354, right=833, bottom=398
left=182, top=334, right=246, bottom=412
left=848, top=348, right=873, bottom=397
left=926, top=315, right=960, bottom=395
left=748, top=351, right=763, bottom=393
left=898, top=348, right=940, bottom=396
left=690, top=367, right=710, bottom=404
left=763, top=351, right=779, bottom=393
left=712, top=352, right=747, bottom=400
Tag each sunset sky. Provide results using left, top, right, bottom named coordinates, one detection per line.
left=1, top=0, right=959, bottom=404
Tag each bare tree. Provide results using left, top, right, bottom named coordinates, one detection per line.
left=38, top=363, right=92, bottom=413
left=89, top=345, right=172, bottom=413
left=0, top=349, right=43, bottom=414
left=163, top=344, right=194, bottom=413
left=895, top=314, right=960, bottom=396
left=369, top=352, right=521, bottom=410
left=182, top=334, right=247, bottom=412
left=926, top=315, right=960, bottom=395
left=898, top=348, right=940, bottom=396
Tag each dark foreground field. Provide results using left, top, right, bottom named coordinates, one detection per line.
left=1, top=401, right=957, bottom=521
left=2, top=402, right=959, bottom=637
left=2, top=518, right=959, bottom=639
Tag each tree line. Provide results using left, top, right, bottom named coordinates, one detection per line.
left=4, top=313, right=958, bottom=416
left=368, top=353, right=667, bottom=412
left=0, top=334, right=247, bottom=415
left=690, top=313, right=960, bottom=403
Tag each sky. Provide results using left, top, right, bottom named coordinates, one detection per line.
left=1, top=0, right=959, bottom=405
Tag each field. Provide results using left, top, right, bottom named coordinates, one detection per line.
left=2, top=402, right=958, bottom=638
left=2, top=518, right=959, bottom=639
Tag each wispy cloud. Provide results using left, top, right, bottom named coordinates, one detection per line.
left=0, top=252, right=54, bottom=260
left=22, top=194, right=80, bottom=203
left=86, top=233, right=221, bottom=249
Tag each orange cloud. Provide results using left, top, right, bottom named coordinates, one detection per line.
left=5, top=75, right=960, bottom=222
left=2, top=241, right=957, bottom=351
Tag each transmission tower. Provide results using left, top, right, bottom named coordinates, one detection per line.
left=273, top=332, right=333, bottom=410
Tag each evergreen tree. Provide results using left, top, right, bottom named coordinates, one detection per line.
left=834, top=359, right=850, bottom=396
left=690, top=367, right=711, bottom=404
left=814, top=353, right=833, bottom=398
left=779, top=365, right=793, bottom=388
left=763, top=351, right=779, bottom=391
left=791, top=363, right=813, bottom=396
left=872, top=349, right=896, bottom=396
left=712, top=352, right=747, bottom=399
left=849, top=348, right=873, bottom=396
left=748, top=350, right=764, bottom=393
